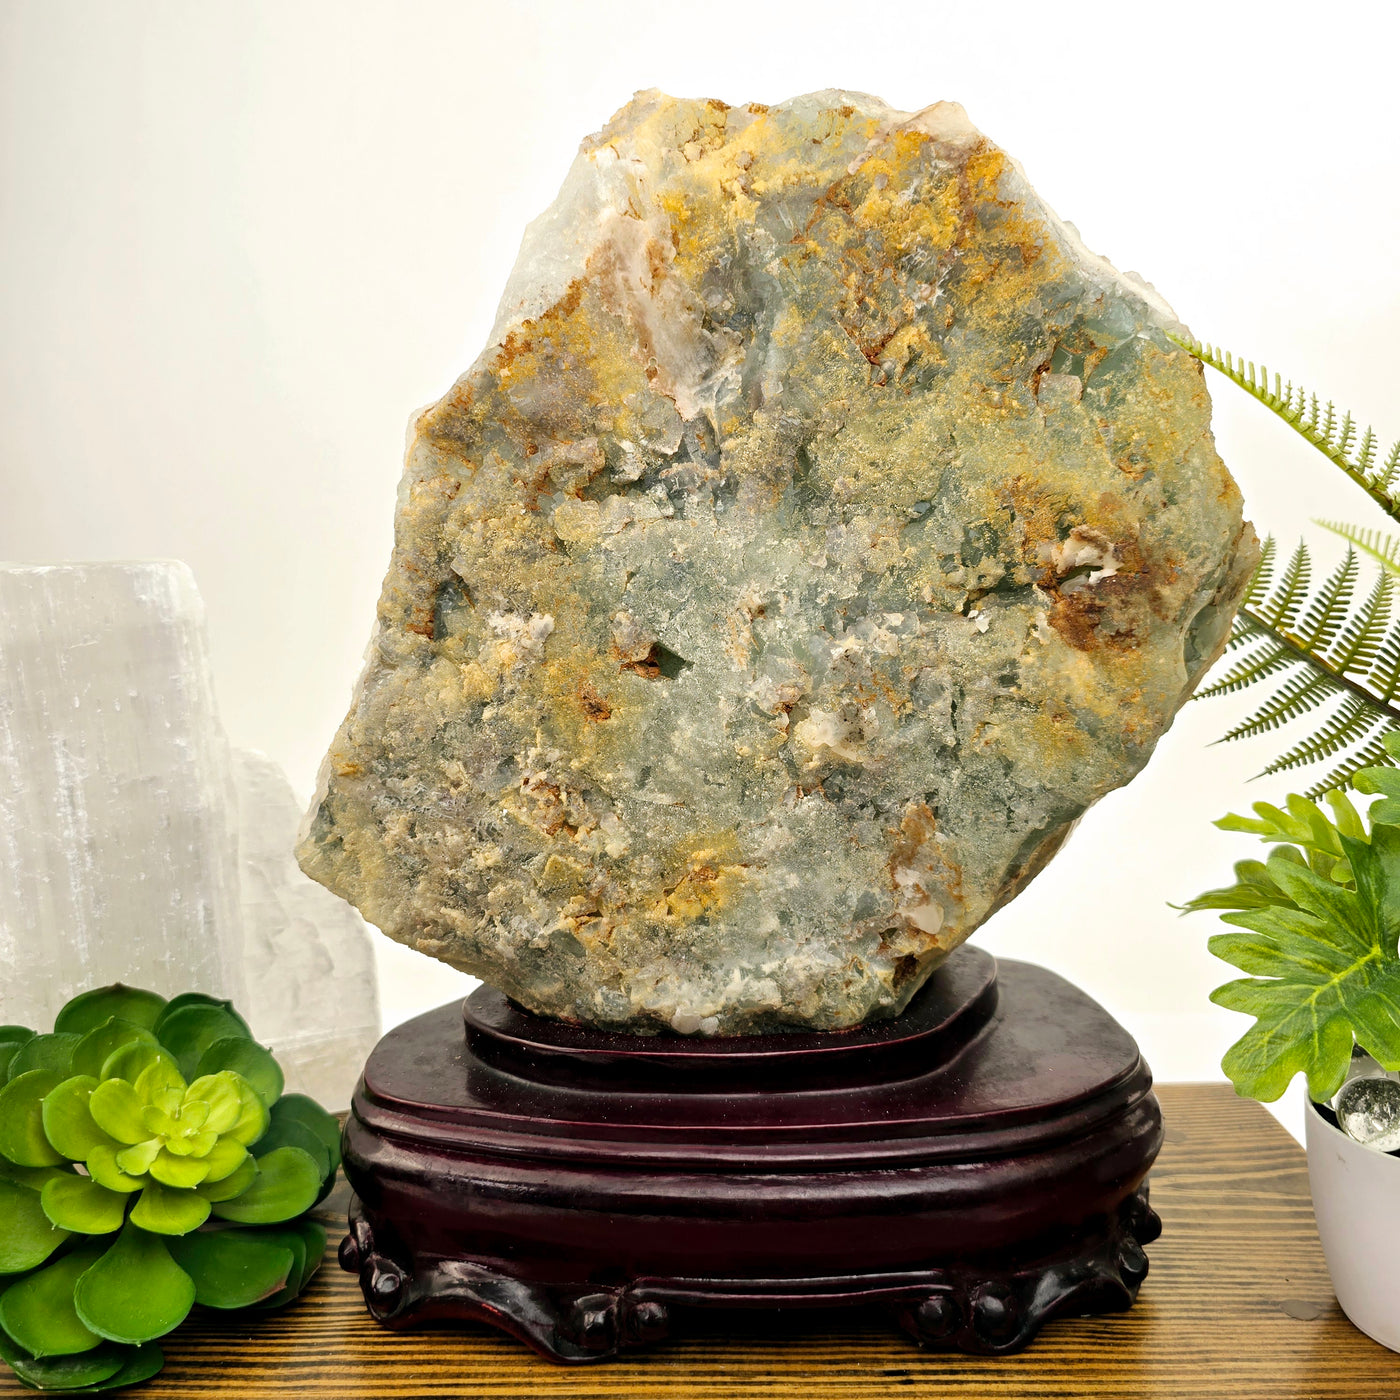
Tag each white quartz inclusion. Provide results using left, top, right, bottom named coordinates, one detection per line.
left=0, top=562, right=379, bottom=1109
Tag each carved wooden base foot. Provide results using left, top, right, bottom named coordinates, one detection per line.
left=338, top=952, right=1164, bottom=1364
left=889, top=1187, right=1161, bottom=1354
left=341, top=1184, right=1161, bottom=1362
left=340, top=1211, right=674, bottom=1362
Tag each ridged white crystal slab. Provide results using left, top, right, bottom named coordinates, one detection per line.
left=0, top=562, right=380, bottom=1108
left=0, top=562, right=245, bottom=1023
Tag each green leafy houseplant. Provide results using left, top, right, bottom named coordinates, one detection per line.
left=1181, top=763, right=1400, bottom=1101
left=1174, top=339, right=1400, bottom=1100
left=0, top=987, right=341, bottom=1393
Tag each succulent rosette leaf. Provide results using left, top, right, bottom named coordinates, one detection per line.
left=0, top=984, right=341, bottom=1392
left=0, top=1030, right=35, bottom=1087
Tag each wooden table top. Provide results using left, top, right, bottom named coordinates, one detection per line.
left=4, top=1082, right=1397, bottom=1399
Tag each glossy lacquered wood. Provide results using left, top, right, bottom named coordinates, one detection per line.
left=459, top=945, right=1000, bottom=1092
left=338, top=954, right=1164, bottom=1360
left=7, top=1086, right=1395, bottom=1398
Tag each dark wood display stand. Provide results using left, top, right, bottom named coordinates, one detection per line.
left=338, top=949, right=1162, bottom=1363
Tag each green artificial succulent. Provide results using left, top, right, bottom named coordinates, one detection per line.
left=0, top=986, right=341, bottom=1394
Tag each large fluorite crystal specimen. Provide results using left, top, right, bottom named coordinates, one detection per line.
left=298, top=90, right=1256, bottom=1033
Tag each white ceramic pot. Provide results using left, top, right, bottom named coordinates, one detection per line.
left=1306, top=1096, right=1400, bottom=1352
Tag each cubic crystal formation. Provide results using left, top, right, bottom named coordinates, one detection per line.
left=298, top=90, right=1257, bottom=1034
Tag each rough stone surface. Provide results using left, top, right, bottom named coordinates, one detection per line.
left=298, top=90, right=1257, bottom=1035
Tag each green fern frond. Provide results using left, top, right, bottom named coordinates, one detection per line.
left=1219, top=667, right=1337, bottom=742
left=1331, top=571, right=1395, bottom=671
left=1170, top=336, right=1400, bottom=792
left=1295, top=549, right=1358, bottom=651
left=1380, top=441, right=1400, bottom=492
left=1254, top=541, right=1312, bottom=631
left=1195, top=640, right=1297, bottom=699
left=1169, top=334, right=1400, bottom=516
left=1317, top=520, right=1400, bottom=578
left=1313, top=729, right=1400, bottom=797
left=1258, top=696, right=1379, bottom=776
left=1243, top=535, right=1277, bottom=608
left=1198, top=536, right=1400, bottom=795
left=1366, top=631, right=1400, bottom=705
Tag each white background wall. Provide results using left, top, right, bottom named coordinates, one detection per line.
left=4, top=0, right=1398, bottom=1142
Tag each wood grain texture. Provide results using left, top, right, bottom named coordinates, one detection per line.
left=4, top=1084, right=1398, bottom=1399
